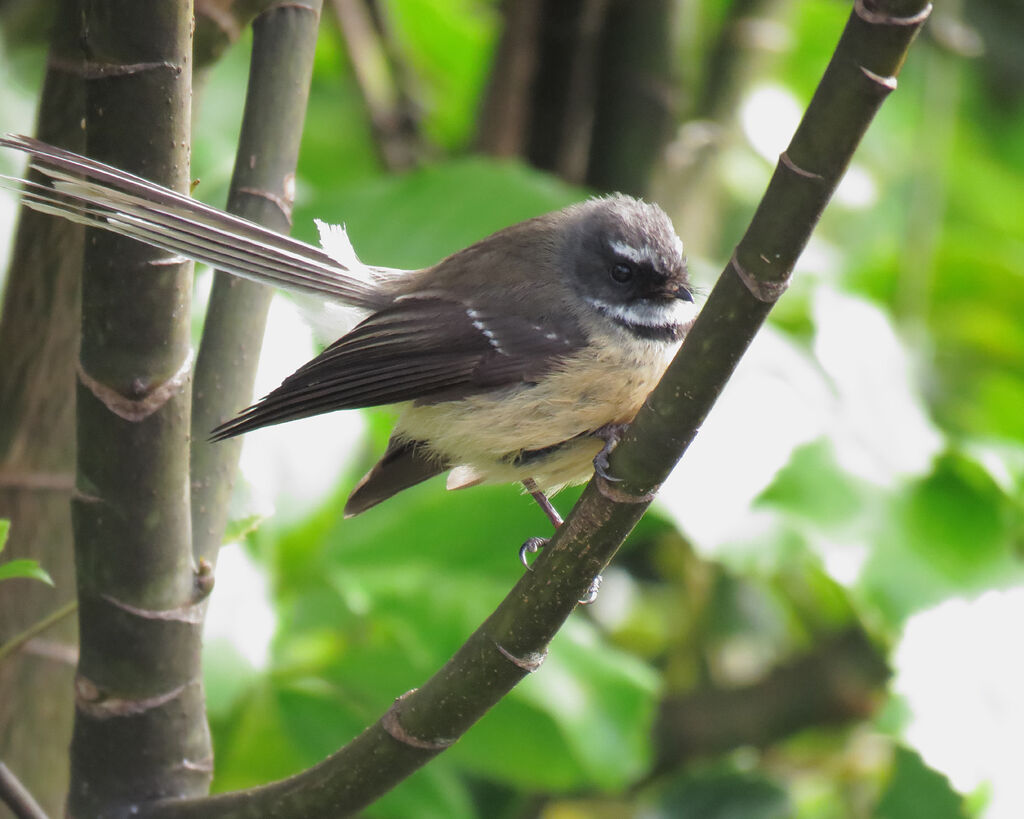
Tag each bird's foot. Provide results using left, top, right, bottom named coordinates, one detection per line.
left=519, top=536, right=601, bottom=604
left=519, top=536, right=547, bottom=569
left=579, top=574, right=602, bottom=605
left=592, top=422, right=629, bottom=482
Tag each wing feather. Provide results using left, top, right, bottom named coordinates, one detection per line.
left=212, top=296, right=583, bottom=439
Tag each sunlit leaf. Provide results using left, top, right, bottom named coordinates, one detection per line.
left=874, top=747, right=967, bottom=819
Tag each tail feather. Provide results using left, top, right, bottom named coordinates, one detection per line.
left=344, top=438, right=448, bottom=517
left=0, top=134, right=392, bottom=308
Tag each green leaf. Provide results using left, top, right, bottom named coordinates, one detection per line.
left=386, top=0, right=498, bottom=148
left=365, top=763, right=475, bottom=819
left=757, top=440, right=873, bottom=528
left=202, top=638, right=261, bottom=720
left=874, top=747, right=967, bottom=819
left=221, top=513, right=264, bottom=545
left=859, top=450, right=1023, bottom=624
left=656, top=766, right=792, bottom=819
left=0, top=526, right=54, bottom=586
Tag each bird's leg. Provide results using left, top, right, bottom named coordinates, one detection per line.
left=519, top=477, right=601, bottom=604
left=592, top=422, right=630, bottom=482
left=519, top=477, right=560, bottom=568
left=524, top=477, right=563, bottom=528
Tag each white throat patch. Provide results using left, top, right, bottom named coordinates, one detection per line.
left=586, top=296, right=697, bottom=329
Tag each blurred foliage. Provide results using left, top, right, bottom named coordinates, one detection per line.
left=874, top=747, right=968, bottom=819
left=2, top=0, right=1022, bottom=816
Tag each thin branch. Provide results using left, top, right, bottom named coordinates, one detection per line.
left=0, top=599, right=77, bottom=666
left=475, top=0, right=542, bottom=157
left=140, top=1, right=931, bottom=815
left=191, top=0, right=324, bottom=567
left=550, top=0, right=608, bottom=182
left=331, top=0, right=425, bottom=170
left=0, top=762, right=49, bottom=819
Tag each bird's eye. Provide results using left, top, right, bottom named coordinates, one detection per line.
left=610, top=261, right=635, bottom=284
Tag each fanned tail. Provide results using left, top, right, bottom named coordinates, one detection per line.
left=0, top=134, right=391, bottom=308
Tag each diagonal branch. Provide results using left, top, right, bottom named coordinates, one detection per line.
left=140, top=1, right=930, bottom=816
left=331, top=0, right=426, bottom=170
left=0, top=762, right=49, bottom=819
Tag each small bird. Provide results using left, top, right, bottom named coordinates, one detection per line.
left=0, top=135, right=696, bottom=527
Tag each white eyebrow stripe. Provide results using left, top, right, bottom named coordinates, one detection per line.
left=608, top=236, right=686, bottom=267
left=608, top=239, right=653, bottom=265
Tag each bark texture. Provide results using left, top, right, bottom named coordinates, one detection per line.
left=67, top=3, right=211, bottom=815
left=0, top=1, right=85, bottom=812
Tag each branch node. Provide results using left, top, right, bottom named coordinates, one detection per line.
left=381, top=691, right=455, bottom=751
left=854, top=0, right=932, bottom=27
left=729, top=252, right=789, bottom=303
left=235, top=184, right=294, bottom=224
left=494, top=640, right=547, bottom=672
left=99, top=592, right=206, bottom=623
left=0, top=470, right=74, bottom=491
left=75, top=675, right=193, bottom=718
left=859, top=65, right=898, bottom=91
left=71, top=487, right=105, bottom=505
left=194, top=558, right=216, bottom=600
left=264, top=1, right=323, bottom=17
left=77, top=348, right=193, bottom=422
left=595, top=473, right=658, bottom=505
left=779, top=150, right=824, bottom=180
left=47, top=56, right=180, bottom=79
left=181, top=754, right=214, bottom=773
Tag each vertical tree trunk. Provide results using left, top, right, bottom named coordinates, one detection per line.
left=192, top=0, right=324, bottom=566
left=585, top=0, right=676, bottom=195
left=478, top=0, right=674, bottom=196
left=67, top=2, right=211, bottom=814
left=0, top=1, right=84, bottom=813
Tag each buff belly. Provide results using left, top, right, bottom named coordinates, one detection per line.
left=393, top=333, right=680, bottom=493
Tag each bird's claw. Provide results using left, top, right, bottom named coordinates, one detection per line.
left=593, top=449, right=622, bottom=482
left=519, top=536, right=548, bottom=569
left=592, top=423, right=628, bottom=482
left=579, top=574, right=602, bottom=605
left=520, top=537, right=602, bottom=604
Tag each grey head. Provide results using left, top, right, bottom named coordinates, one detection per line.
left=562, top=195, right=692, bottom=341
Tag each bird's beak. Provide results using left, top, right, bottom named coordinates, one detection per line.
left=663, top=282, right=693, bottom=302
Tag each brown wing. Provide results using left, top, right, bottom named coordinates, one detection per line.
left=211, top=295, right=584, bottom=440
